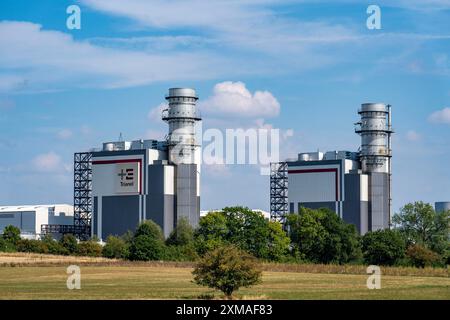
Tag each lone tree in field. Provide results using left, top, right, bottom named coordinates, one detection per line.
left=192, top=245, right=262, bottom=298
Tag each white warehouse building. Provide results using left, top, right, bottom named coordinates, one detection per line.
left=0, top=204, right=74, bottom=239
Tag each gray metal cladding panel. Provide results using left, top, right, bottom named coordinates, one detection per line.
left=344, top=174, right=361, bottom=202
left=343, top=201, right=361, bottom=232
left=342, top=201, right=369, bottom=234
left=298, top=202, right=337, bottom=213
left=360, top=201, right=369, bottom=234
left=146, top=194, right=164, bottom=229
left=369, top=173, right=389, bottom=230
left=93, top=197, right=98, bottom=237
left=176, top=164, right=199, bottom=227
left=147, top=165, right=165, bottom=195
left=145, top=194, right=164, bottom=229
left=164, top=195, right=175, bottom=237
left=145, top=194, right=175, bottom=238
left=147, top=164, right=176, bottom=238
left=101, top=195, right=140, bottom=239
left=343, top=173, right=366, bottom=234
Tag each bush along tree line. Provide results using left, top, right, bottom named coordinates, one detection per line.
left=0, top=202, right=448, bottom=268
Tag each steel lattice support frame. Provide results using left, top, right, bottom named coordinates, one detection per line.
left=73, top=152, right=92, bottom=240
left=270, top=162, right=288, bottom=225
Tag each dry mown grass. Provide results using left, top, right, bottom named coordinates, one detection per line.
left=1, top=252, right=448, bottom=278
left=0, top=252, right=194, bottom=268
left=0, top=265, right=448, bottom=300
left=262, top=262, right=449, bottom=278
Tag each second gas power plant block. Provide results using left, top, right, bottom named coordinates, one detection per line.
left=270, top=103, right=393, bottom=234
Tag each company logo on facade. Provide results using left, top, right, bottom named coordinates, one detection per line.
left=118, top=168, right=134, bottom=187
left=115, top=162, right=140, bottom=194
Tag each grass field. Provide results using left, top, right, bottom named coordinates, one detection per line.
left=0, top=253, right=448, bottom=300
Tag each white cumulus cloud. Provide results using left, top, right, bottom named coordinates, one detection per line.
left=429, top=107, right=450, bottom=124
left=0, top=21, right=224, bottom=93
left=148, top=103, right=168, bottom=121
left=32, top=152, right=70, bottom=173
left=57, top=129, right=73, bottom=140
left=200, top=81, right=280, bottom=118
left=406, top=130, right=421, bottom=141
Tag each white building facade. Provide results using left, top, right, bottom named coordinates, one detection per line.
left=0, top=204, right=74, bottom=239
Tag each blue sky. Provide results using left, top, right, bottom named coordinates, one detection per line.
left=0, top=0, right=449, bottom=213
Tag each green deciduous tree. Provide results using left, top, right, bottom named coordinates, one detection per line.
left=2, top=225, right=21, bottom=245
left=286, top=207, right=361, bottom=264
left=362, top=229, right=405, bottom=266
left=393, top=201, right=449, bottom=255
left=195, top=211, right=229, bottom=255
left=129, top=220, right=165, bottom=261
left=195, top=207, right=290, bottom=261
left=192, top=245, right=262, bottom=298
left=166, top=217, right=195, bottom=246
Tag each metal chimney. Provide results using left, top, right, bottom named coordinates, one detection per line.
left=355, top=103, right=394, bottom=230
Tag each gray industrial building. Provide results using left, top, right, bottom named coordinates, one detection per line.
left=435, top=202, right=450, bottom=213
left=90, top=88, right=201, bottom=240
left=270, top=103, right=393, bottom=234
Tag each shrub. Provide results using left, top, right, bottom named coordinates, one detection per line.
left=41, top=234, right=68, bottom=255
left=166, top=217, right=194, bottom=246
left=103, top=235, right=129, bottom=259
left=406, top=244, right=441, bottom=268
left=193, top=245, right=262, bottom=298
left=59, top=234, right=78, bottom=254
left=121, top=230, right=134, bottom=244
left=362, top=229, right=405, bottom=266
left=129, top=220, right=166, bottom=261
left=77, top=241, right=103, bottom=257
left=16, top=239, right=49, bottom=254
left=163, top=244, right=199, bottom=262
left=2, top=225, right=21, bottom=245
left=0, top=237, right=16, bottom=252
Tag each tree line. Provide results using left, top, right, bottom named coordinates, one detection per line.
left=0, top=201, right=448, bottom=268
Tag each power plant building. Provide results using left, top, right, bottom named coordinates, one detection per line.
left=271, top=103, right=393, bottom=234
left=0, top=204, right=74, bottom=239
left=435, top=202, right=450, bottom=213
left=91, top=88, right=201, bottom=240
